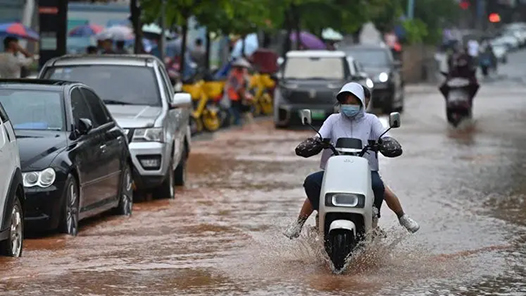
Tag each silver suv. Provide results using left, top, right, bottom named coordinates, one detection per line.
left=0, top=102, right=24, bottom=257
left=39, top=55, right=192, bottom=199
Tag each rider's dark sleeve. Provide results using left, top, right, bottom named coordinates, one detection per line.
left=295, top=137, right=324, bottom=158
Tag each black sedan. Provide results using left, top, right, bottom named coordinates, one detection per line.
left=342, top=44, right=404, bottom=113
left=0, top=80, right=133, bottom=236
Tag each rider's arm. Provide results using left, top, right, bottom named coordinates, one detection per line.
left=295, top=115, right=335, bottom=158
left=318, top=114, right=335, bottom=139
left=370, top=115, right=402, bottom=157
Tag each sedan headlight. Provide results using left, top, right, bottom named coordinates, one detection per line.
left=133, top=128, right=164, bottom=142
left=325, top=193, right=365, bottom=208
left=23, top=168, right=56, bottom=188
left=378, top=72, right=389, bottom=83
left=366, top=78, right=374, bottom=89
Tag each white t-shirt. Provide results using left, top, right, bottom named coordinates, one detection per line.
left=467, top=40, right=479, bottom=57
left=318, top=112, right=389, bottom=171
left=0, top=53, right=33, bottom=78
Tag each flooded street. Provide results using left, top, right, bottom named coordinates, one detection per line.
left=2, top=52, right=526, bottom=295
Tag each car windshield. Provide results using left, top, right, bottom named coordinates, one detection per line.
left=344, top=49, right=391, bottom=67
left=0, top=89, right=64, bottom=131
left=44, top=65, right=161, bottom=106
left=283, top=57, right=344, bottom=79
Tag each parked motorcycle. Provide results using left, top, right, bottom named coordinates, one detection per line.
left=248, top=73, right=276, bottom=116
left=299, top=109, right=401, bottom=273
left=182, top=78, right=224, bottom=134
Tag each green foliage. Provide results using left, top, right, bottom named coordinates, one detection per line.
left=138, top=0, right=462, bottom=44
left=401, top=19, right=428, bottom=44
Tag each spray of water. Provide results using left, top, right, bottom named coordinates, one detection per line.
left=215, top=224, right=469, bottom=294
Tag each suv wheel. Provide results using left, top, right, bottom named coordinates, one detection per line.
left=153, top=159, right=175, bottom=199
left=0, top=197, right=23, bottom=257
left=60, top=175, right=80, bottom=236
left=174, top=147, right=187, bottom=186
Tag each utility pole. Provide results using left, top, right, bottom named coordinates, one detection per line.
left=477, top=0, right=486, bottom=30
left=38, top=0, right=67, bottom=69
left=407, top=0, right=415, bottom=19
left=159, top=0, right=167, bottom=60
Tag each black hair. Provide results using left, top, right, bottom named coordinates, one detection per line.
left=195, top=38, right=202, bottom=46
left=3, top=36, right=18, bottom=49
left=336, top=92, right=362, bottom=105
left=362, top=85, right=371, bottom=99
left=87, top=46, right=98, bottom=54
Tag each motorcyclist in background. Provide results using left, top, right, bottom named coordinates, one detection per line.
left=440, top=44, right=479, bottom=103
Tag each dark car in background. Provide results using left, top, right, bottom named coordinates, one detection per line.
left=275, top=50, right=364, bottom=127
left=342, top=44, right=404, bottom=113
left=0, top=80, right=133, bottom=236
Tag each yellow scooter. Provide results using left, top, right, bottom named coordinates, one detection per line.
left=182, top=80, right=224, bottom=134
left=248, top=73, right=276, bottom=116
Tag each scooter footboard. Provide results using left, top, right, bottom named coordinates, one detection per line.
left=329, top=220, right=356, bottom=236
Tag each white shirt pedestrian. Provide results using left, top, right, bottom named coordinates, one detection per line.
left=467, top=40, right=479, bottom=57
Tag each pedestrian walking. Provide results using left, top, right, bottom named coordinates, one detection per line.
left=0, top=36, right=34, bottom=78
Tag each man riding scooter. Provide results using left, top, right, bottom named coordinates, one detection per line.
left=440, top=46, right=479, bottom=104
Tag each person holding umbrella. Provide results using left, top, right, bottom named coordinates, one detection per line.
left=0, top=36, right=34, bottom=78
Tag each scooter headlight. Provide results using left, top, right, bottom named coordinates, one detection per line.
left=325, top=193, right=365, bottom=208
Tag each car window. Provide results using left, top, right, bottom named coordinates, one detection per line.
left=284, top=57, right=344, bottom=80
left=157, top=65, right=173, bottom=103
left=0, top=89, right=65, bottom=131
left=344, top=49, right=391, bottom=67
left=80, top=88, right=112, bottom=127
left=71, top=88, right=94, bottom=127
left=44, top=65, right=162, bottom=106
left=346, top=58, right=356, bottom=75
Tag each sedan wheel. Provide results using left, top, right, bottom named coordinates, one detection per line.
left=60, top=176, right=79, bottom=236
left=0, top=198, right=23, bottom=257
left=115, top=164, right=133, bottom=216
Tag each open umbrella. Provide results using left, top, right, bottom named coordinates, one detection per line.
left=231, top=33, right=259, bottom=58
left=289, top=31, right=326, bottom=49
left=0, top=22, right=39, bottom=41
left=68, top=24, right=104, bottom=37
left=322, top=28, right=343, bottom=41
left=96, top=25, right=133, bottom=41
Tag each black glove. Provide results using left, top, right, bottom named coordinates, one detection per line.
left=378, top=137, right=402, bottom=158
left=295, top=137, right=324, bottom=158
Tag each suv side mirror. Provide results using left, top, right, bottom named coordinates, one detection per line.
left=300, top=109, right=312, bottom=125
left=170, top=93, right=192, bottom=109
left=77, top=118, right=93, bottom=135
left=389, top=112, right=401, bottom=128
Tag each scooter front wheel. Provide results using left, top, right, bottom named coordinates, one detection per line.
left=328, top=230, right=355, bottom=272
left=190, top=117, right=203, bottom=135
left=260, top=93, right=274, bottom=115
left=202, top=110, right=221, bottom=132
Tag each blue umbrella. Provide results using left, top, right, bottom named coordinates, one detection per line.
left=231, top=33, right=259, bottom=58
left=0, top=22, right=39, bottom=41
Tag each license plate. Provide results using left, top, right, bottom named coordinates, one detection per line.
left=311, top=110, right=325, bottom=119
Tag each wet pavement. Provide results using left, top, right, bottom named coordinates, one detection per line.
left=2, top=51, right=526, bottom=295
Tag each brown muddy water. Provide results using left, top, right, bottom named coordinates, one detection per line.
left=1, top=54, right=526, bottom=295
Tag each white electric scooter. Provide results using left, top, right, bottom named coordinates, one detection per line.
left=299, top=109, right=401, bottom=273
